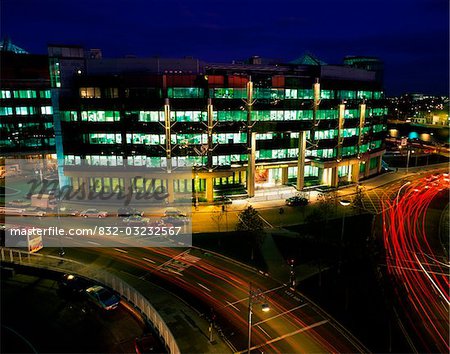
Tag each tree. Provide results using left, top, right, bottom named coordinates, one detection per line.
left=236, top=206, right=264, bottom=260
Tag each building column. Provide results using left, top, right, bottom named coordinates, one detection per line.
left=337, top=103, right=345, bottom=161
left=164, top=98, right=172, bottom=173
left=166, top=178, right=175, bottom=204
left=351, top=163, right=360, bottom=183
left=364, top=160, right=370, bottom=178
left=331, top=166, right=339, bottom=187
left=317, top=167, right=324, bottom=185
left=206, top=176, right=214, bottom=203
left=207, top=98, right=214, bottom=169
left=296, top=131, right=306, bottom=190
left=377, top=156, right=383, bottom=173
left=247, top=132, right=256, bottom=197
left=281, top=167, right=288, bottom=185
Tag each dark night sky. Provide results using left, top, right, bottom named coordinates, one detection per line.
left=1, top=0, right=448, bottom=96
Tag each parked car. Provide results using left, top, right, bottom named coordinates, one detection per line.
left=22, top=207, right=46, bottom=217
left=162, top=215, right=189, bottom=226
left=59, top=273, right=92, bottom=294
left=164, top=207, right=186, bottom=217
left=123, top=215, right=150, bottom=225
left=85, top=285, right=120, bottom=311
left=58, top=207, right=80, bottom=216
left=80, top=209, right=108, bottom=218
left=117, top=207, right=144, bottom=217
left=134, top=333, right=165, bottom=354
left=8, top=199, right=31, bottom=208
left=285, top=196, right=309, bottom=207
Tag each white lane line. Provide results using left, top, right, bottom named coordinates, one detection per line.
left=114, top=248, right=128, bottom=254
left=156, top=249, right=191, bottom=270
left=226, top=301, right=240, bottom=312
left=197, top=282, right=211, bottom=292
left=87, top=241, right=100, bottom=246
left=240, top=320, right=329, bottom=353
left=142, top=257, right=156, bottom=264
left=227, top=285, right=286, bottom=306
left=253, top=303, right=308, bottom=326
left=256, top=325, right=272, bottom=339
left=64, top=236, right=73, bottom=239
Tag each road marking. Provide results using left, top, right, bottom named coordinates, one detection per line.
left=254, top=303, right=308, bottom=326
left=227, top=285, right=286, bottom=307
left=256, top=324, right=272, bottom=339
left=197, top=282, right=211, bottom=292
left=226, top=301, right=240, bottom=312
left=258, top=215, right=274, bottom=229
left=156, top=249, right=191, bottom=270
left=142, top=257, right=156, bottom=264
left=239, top=319, right=329, bottom=353
left=114, top=248, right=128, bottom=254
left=64, top=236, right=73, bottom=239
left=87, top=241, right=100, bottom=246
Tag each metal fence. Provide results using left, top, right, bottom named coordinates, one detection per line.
left=0, top=247, right=180, bottom=354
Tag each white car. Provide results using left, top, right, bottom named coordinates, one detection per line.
left=79, top=209, right=108, bottom=218
left=85, top=285, right=120, bottom=310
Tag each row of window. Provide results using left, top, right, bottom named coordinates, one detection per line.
left=0, top=106, right=53, bottom=116
left=77, top=86, right=384, bottom=101
left=59, top=108, right=388, bottom=123
left=1, top=90, right=51, bottom=99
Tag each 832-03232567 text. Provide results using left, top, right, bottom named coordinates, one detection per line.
left=7, top=226, right=183, bottom=237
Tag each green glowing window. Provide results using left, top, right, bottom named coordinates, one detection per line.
left=342, top=128, right=358, bottom=137
left=41, top=106, right=53, bottom=115
left=359, top=144, right=369, bottom=153
left=13, top=90, right=37, bottom=99
left=341, top=146, right=357, bottom=156
left=213, top=133, right=247, bottom=144
left=89, top=133, right=122, bottom=144
left=306, top=148, right=335, bottom=158
left=320, top=90, right=334, bottom=99
left=371, top=140, right=382, bottom=149
left=256, top=133, right=273, bottom=140
left=372, top=124, right=386, bottom=133
left=357, top=91, right=373, bottom=99
left=170, top=111, right=206, bottom=122
left=344, top=109, right=358, bottom=118
left=317, top=109, right=338, bottom=120
left=285, top=89, right=297, bottom=99
left=253, top=88, right=284, bottom=99
left=298, top=89, right=313, bottom=99
left=304, top=166, right=319, bottom=177
left=39, top=90, right=52, bottom=99
left=80, top=87, right=101, bottom=98
left=370, top=108, right=387, bottom=116
left=15, top=107, right=30, bottom=115
left=216, top=111, right=247, bottom=121
left=210, top=88, right=247, bottom=99
left=171, top=134, right=207, bottom=144
left=49, top=59, right=61, bottom=88
left=338, top=90, right=356, bottom=100
left=373, top=91, right=384, bottom=99
left=1, top=90, right=11, bottom=99
left=167, top=88, right=204, bottom=98
left=139, top=111, right=164, bottom=122
left=85, top=155, right=123, bottom=166
left=0, top=107, right=13, bottom=115
left=316, top=130, right=337, bottom=140
left=369, top=157, right=378, bottom=169
left=126, top=134, right=165, bottom=145
left=81, top=111, right=120, bottom=122
left=60, top=111, right=78, bottom=122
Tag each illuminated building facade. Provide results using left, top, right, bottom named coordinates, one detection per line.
left=49, top=45, right=387, bottom=202
left=0, top=41, right=55, bottom=159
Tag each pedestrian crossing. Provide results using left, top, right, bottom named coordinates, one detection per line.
left=159, top=250, right=201, bottom=275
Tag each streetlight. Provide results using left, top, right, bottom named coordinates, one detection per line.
left=338, top=199, right=351, bottom=274
left=247, top=283, right=270, bottom=354
left=396, top=181, right=411, bottom=205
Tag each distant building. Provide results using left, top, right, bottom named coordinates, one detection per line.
left=49, top=45, right=387, bottom=202
left=0, top=39, right=55, bottom=159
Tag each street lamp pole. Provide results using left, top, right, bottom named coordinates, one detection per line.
left=338, top=199, right=351, bottom=274
left=247, top=283, right=270, bottom=354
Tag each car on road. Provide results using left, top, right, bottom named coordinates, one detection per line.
left=162, top=215, right=189, bottom=227
left=59, top=273, right=92, bottom=294
left=123, top=215, right=150, bottom=225
left=117, top=207, right=144, bottom=217
left=85, top=285, right=120, bottom=311
left=80, top=209, right=108, bottom=218
left=285, top=196, right=309, bottom=206
left=134, top=333, right=164, bottom=354
left=22, top=207, right=46, bottom=217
